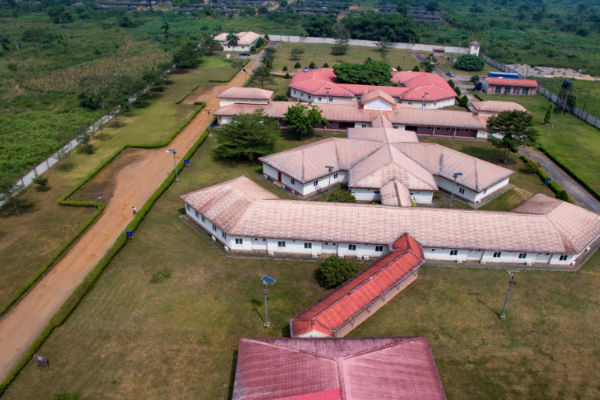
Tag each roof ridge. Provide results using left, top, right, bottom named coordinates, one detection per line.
left=342, top=337, right=419, bottom=360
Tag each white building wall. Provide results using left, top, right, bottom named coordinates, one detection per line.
left=219, top=99, right=270, bottom=107
left=473, top=178, right=510, bottom=202
left=262, top=163, right=279, bottom=181
left=476, top=129, right=488, bottom=138
left=296, top=329, right=331, bottom=338
left=363, top=98, right=394, bottom=111
left=398, top=98, right=455, bottom=109
left=354, top=122, right=372, bottom=128
left=434, top=176, right=510, bottom=204
left=218, top=116, right=232, bottom=125
left=351, top=188, right=378, bottom=202
left=289, top=88, right=352, bottom=103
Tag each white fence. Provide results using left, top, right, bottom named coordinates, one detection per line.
left=268, top=35, right=470, bottom=54
left=481, top=54, right=600, bottom=130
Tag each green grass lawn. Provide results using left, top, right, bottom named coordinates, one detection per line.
left=475, top=92, right=600, bottom=195
left=0, top=60, right=226, bottom=311
left=271, top=42, right=419, bottom=72
left=537, top=78, right=600, bottom=117
left=4, top=133, right=599, bottom=399
left=437, top=57, right=498, bottom=76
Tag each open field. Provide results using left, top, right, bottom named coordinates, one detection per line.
left=4, top=133, right=599, bottom=399
left=0, top=57, right=236, bottom=310
left=537, top=78, right=600, bottom=117
left=436, top=57, right=498, bottom=76
left=475, top=92, right=600, bottom=195
left=271, top=42, right=419, bottom=72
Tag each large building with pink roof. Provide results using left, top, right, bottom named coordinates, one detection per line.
left=289, top=68, right=457, bottom=109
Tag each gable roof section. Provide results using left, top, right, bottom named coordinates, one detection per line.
left=218, top=87, right=274, bottom=101
left=487, top=77, right=538, bottom=88
left=347, top=127, right=418, bottom=143
left=233, top=337, right=447, bottom=400
left=472, top=100, right=527, bottom=114
left=380, top=179, right=412, bottom=207
left=290, top=233, right=424, bottom=338
left=389, top=108, right=487, bottom=130
left=361, top=89, right=395, bottom=106
left=214, top=31, right=261, bottom=46
left=391, top=71, right=457, bottom=102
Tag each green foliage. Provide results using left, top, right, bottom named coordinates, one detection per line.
left=32, top=176, right=49, bottom=190
left=315, top=255, right=359, bottom=289
left=412, top=65, right=420, bottom=72
left=487, top=111, right=537, bottom=163
left=252, top=64, right=273, bottom=88
left=458, top=95, right=469, bottom=108
left=454, top=86, right=462, bottom=96
left=309, top=61, right=315, bottom=69
left=273, top=94, right=287, bottom=101
left=420, top=54, right=436, bottom=72
left=470, top=75, right=480, bottom=84
left=78, top=75, right=145, bottom=110
left=322, top=62, right=329, bottom=68
left=303, top=14, right=336, bottom=37
left=226, top=32, right=239, bottom=48
left=214, top=111, right=279, bottom=160
left=282, top=65, right=288, bottom=71
left=544, top=104, right=553, bottom=124
left=289, top=46, right=304, bottom=61
left=173, top=41, right=202, bottom=69
left=47, top=5, right=73, bottom=24
left=283, top=103, right=328, bottom=140
left=454, top=54, right=484, bottom=71
left=150, top=269, right=172, bottom=284
left=333, top=59, right=392, bottom=86
left=330, top=43, right=348, bottom=56
left=341, top=12, right=418, bottom=42
left=77, top=143, right=96, bottom=155
left=294, top=62, right=301, bottom=68
left=327, top=188, right=356, bottom=203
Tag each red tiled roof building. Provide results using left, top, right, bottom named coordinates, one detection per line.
left=233, top=337, right=447, bottom=400
left=483, top=77, right=538, bottom=96
left=290, top=233, right=425, bottom=338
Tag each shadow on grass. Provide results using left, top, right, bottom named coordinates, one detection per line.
left=227, top=350, right=238, bottom=400
left=0, top=199, right=35, bottom=217
left=250, top=298, right=265, bottom=323
left=470, top=292, right=500, bottom=317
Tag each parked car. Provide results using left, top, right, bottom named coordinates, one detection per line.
left=240, top=52, right=250, bottom=56
left=446, top=71, right=455, bottom=77
left=303, top=67, right=310, bottom=72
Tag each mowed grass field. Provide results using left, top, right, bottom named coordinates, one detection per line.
left=0, top=57, right=235, bottom=310
left=4, top=133, right=600, bottom=399
left=271, top=42, right=419, bottom=72
left=537, top=78, right=600, bottom=117
left=477, top=92, right=600, bottom=195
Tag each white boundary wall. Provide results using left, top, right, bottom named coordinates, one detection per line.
left=269, top=35, right=470, bottom=55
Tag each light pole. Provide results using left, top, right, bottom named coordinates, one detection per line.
left=206, top=109, right=212, bottom=136
left=544, top=122, right=553, bottom=147
left=499, top=271, right=517, bottom=320
left=325, top=165, right=334, bottom=199
left=166, top=148, right=178, bottom=181
left=449, top=172, right=463, bottom=206
left=421, top=92, right=429, bottom=109
left=261, top=275, right=276, bottom=328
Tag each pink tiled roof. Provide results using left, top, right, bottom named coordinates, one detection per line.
left=291, top=233, right=424, bottom=338
left=389, top=108, right=487, bottom=130
left=213, top=103, right=267, bottom=116
left=472, top=101, right=527, bottom=113
left=380, top=179, right=412, bottom=207
left=290, top=68, right=456, bottom=102
left=233, top=337, right=447, bottom=400
left=182, top=177, right=600, bottom=254
left=218, top=87, right=274, bottom=100
left=487, top=77, right=538, bottom=88
left=347, top=127, right=418, bottom=143
left=361, top=89, right=395, bottom=106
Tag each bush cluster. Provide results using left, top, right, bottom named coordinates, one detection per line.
left=315, top=256, right=358, bottom=289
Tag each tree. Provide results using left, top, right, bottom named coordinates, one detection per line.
left=226, top=32, right=239, bottom=48
left=333, top=59, right=392, bottom=86
left=487, top=111, right=538, bottom=163
left=470, top=74, right=480, bottom=84
left=544, top=104, right=553, bottom=124
left=302, top=15, right=336, bottom=37
left=173, top=41, right=201, bottom=69
left=47, top=5, right=73, bottom=24
left=161, top=21, right=169, bottom=41
left=328, top=188, right=356, bottom=203
left=283, top=103, right=328, bottom=139
left=294, top=62, right=301, bottom=68
left=315, top=255, right=358, bottom=289
left=253, top=64, right=273, bottom=87
left=0, top=172, right=22, bottom=215
left=377, top=40, right=391, bottom=56
left=213, top=111, right=279, bottom=160
left=331, top=38, right=348, bottom=56
left=454, top=54, right=484, bottom=71
left=420, top=54, right=436, bottom=72
left=200, top=36, right=222, bottom=55
left=289, top=46, right=304, bottom=61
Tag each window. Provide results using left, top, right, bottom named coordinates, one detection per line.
left=374, top=190, right=380, bottom=194
left=304, top=242, right=312, bottom=249
left=195, top=210, right=199, bottom=218
left=559, top=255, right=568, bottom=261
left=518, top=253, right=527, bottom=259
left=313, top=180, right=319, bottom=187
left=222, top=232, right=227, bottom=239
left=495, top=86, right=501, bottom=94
left=356, top=96, right=361, bottom=101
left=513, top=88, right=520, bottom=95
left=290, top=178, right=295, bottom=184
left=523, top=88, right=529, bottom=95
left=348, top=244, right=357, bottom=251
left=186, top=204, right=191, bottom=211
left=235, top=238, right=243, bottom=244
left=333, top=172, right=338, bottom=179
left=459, top=188, right=465, bottom=194
left=504, top=87, right=511, bottom=94
left=329, top=97, right=333, bottom=102
left=493, top=251, right=502, bottom=258
left=212, top=224, right=217, bottom=232
left=408, top=101, right=413, bottom=105
left=450, top=249, right=458, bottom=256
left=201, top=215, right=206, bottom=222
left=318, top=97, right=322, bottom=101
left=362, top=124, right=368, bottom=128
left=375, top=245, right=384, bottom=252
left=278, top=241, right=286, bottom=247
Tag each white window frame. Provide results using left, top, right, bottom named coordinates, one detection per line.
left=348, top=244, right=357, bottom=251
left=304, top=242, right=312, bottom=249
left=278, top=241, right=286, bottom=248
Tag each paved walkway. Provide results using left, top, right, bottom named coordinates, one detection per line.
left=0, top=57, right=261, bottom=382
left=520, top=146, right=600, bottom=213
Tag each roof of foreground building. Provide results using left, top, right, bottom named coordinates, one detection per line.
left=290, top=233, right=424, bottom=338
left=181, top=176, right=600, bottom=254
left=471, top=100, right=527, bottom=113
left=486, top=77, right=539, bottom=88
left=218, top=87, right=274, bottom=101
left=233, top=336, right=447, bottom=400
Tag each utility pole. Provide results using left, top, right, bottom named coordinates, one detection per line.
left=499, top=271, right=517, bottom=320
left=166, top=148, right=178, bottom=181
left=261, top=275, right=276, bottom=328
left=325, top=165, right=334, bottom=200
left=449, top=172, right=463, bottom=206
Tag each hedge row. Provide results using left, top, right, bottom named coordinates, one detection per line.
left=0, top=103, right=205, bottom=320
left=537, top=146, right=600, bottom=200
left=520, top=155, right=572, bottom=202
left=0, top=128, right=210, bottom=397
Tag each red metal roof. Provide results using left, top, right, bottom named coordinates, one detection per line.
left=233, top=337, right=447, bottom=400
left=290, top=233, right=424, bottom=338
left=290, top=68, right=456, bottom=102
left=487, top=77, right=538, bottom=88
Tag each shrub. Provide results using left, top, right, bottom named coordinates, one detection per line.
left=315, top=256, right=358, bottom=289
left=282, top=65, right=288, bottom=71
left=454, top=54, right=484, bottom=71
left=77, top=143, right=95, bottom=155
left=284, top=72, right=290, bottom=78
left=150, top=269, right=172, bottom=284
left=322, top=62, right=329, bottom=68
left=294, top=62, right=301, bottom=68
left=327, top=188, right=356, bottom=203
left=309, top=61, right=315, bottom=68
left=273, top=94, right=287, bottom=101
left=412, top=65, right=419, bottom=71
left=454, top=86, right=462, bottom=95
left=32, top=176, right=50, bottom=191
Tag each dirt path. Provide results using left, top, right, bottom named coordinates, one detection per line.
left=0, top=56, right=262, bottom=381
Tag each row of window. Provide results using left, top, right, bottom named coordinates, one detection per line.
left=493, top=86, right=530, bottom=95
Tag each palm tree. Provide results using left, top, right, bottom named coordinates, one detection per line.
left=226, top=32, right=239, bottom=49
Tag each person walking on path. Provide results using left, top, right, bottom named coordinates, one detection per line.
left=132, top=206, right=137, bottom=216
